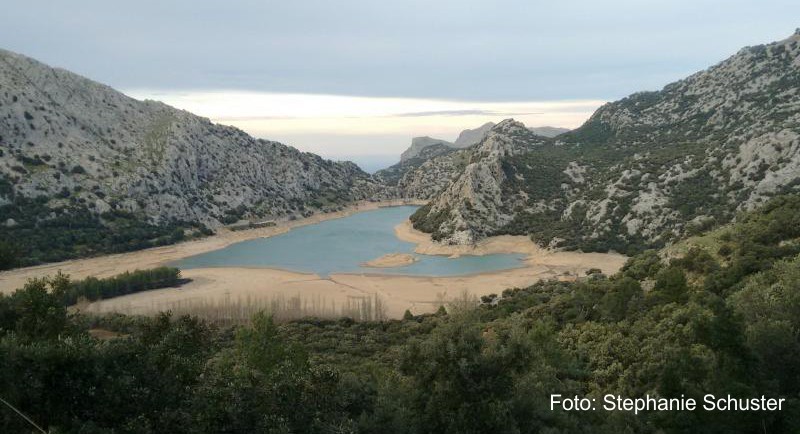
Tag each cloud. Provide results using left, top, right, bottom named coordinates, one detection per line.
left=394, top=109, right=543, bottom=118
left=1, top=1, right=798, bottom=101
left=123, top=90, right=603, bottom=162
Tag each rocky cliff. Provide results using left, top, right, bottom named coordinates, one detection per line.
left=411, top=31, right=800, bottom=253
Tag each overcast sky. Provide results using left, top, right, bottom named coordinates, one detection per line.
left=2, top=1, right=798, bottom=171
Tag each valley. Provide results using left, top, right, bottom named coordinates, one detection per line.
left=0, top=202, right=627, bottom=319
left=1, top=20, right=800, bottom=433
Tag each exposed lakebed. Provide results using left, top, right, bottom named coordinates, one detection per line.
left=173, top=206, right=527, bottom=276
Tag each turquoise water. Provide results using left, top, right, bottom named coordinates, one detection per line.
left=173, top=206, right=527, bottom=277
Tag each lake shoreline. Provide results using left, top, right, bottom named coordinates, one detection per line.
left=1, top=199, right=629, bottom=319
left=0, top=199, right=426, bottom=293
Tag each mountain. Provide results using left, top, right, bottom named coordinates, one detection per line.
left=0, top=48, right=381, bottom=265
left=398, top=122, right=497, bottom=163
left=453, top=122, right=496, bottom=147
left=410, top=30, right=800, bottom=253
left=374, top=142, right=457, bottom=188
left=382, top=122, right=506, bottom=192
left=528, top=126, right=569, bottom=137
left=393, top=123, right=568, bottom=172
left=399, top=136, right=453, bottom=162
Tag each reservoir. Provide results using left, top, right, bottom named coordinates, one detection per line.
left=173, top=206, right=527, bottom=276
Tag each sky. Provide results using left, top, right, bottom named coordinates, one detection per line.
left=1, top=1, right=798, bottom=171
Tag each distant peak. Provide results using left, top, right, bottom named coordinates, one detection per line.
left=411, top=136, right=450, bottom=145
left=453, top=122, right=497, bottom=148
left=492, top=118, right=527, bottom=133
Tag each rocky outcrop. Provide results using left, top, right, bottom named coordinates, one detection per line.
left=409, top=120, right=546, bottom=243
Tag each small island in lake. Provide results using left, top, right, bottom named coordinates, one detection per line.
left=362, top=253, right=418, bottom=268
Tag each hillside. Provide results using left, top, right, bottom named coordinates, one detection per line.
left=0, top=49, right=381, bottom=266
left=529, top=125, right=569, bottom=137
left=410, top=31, right=800, bottom=253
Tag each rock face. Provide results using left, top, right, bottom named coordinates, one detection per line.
left=408, top=120, right=546, bottom=242
left=411, top=31, right=800, bottom=253
left=0, top=48, right=381, bottom=230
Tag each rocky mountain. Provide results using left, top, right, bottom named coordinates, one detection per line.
left=374, top=142, right=457, bottom=187
left=382, top=122, right=512, bottom=193
left=529, top=126, right=570, bottom=137
left=397, top=122, right=498, bottom=163
left=391, top=123, right=568, bottom=178
left=381, top=123, right=571, bottom=201
left=377, top=124, right=497, bottom=192
left=0, top=48, right=381, bottom=265
left=410, top=30, right=800, bottom=254
left=399, top=137, right=453, bottom=162
left=453, top=122, right=496, bottom=147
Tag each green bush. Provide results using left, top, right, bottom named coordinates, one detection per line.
left=62, top=267, right=183, bottom=305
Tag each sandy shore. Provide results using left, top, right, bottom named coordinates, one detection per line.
left=362, top=253, right=417, bottom=268
left=395, top=220, right=549, bottom=256
left=0, top=201, right=629, bottom=319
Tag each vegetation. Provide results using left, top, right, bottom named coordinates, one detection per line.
left=0, top=183, right=206, bottom=267
left=1, top=194, right=800, bottom=432
left=96, top=292, right=389, bottom=326
left=410, top=203, right=453, bottom=241
left=61, top=267, right=183, bottom=305
left=0, top=240, right=19, bottom=271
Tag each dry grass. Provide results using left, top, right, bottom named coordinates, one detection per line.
left=82, top=292, right=388, bottom=325
left=446, top=289, right=480, bottom=314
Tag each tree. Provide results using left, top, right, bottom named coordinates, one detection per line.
left=599, top=277, right=642, bottom=321
left=0, top=240, right=18, bottom=271
left=9, top=277, right=68, bottom=341
left=653, top=267, right=689, bottom=304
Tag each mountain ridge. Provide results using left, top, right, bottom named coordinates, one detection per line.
left=409, top=31, right=800, bottom=253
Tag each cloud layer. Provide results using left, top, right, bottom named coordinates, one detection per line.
left=3, top=1, right=798, bottom=101
left=125, top=90, right=602, bottom=164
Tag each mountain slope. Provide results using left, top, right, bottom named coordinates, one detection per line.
left=529, top=126, right=569, bottom=137
left=0, top=48, right=381, bottom=265
left=411, top=30, right=800, bottom=253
